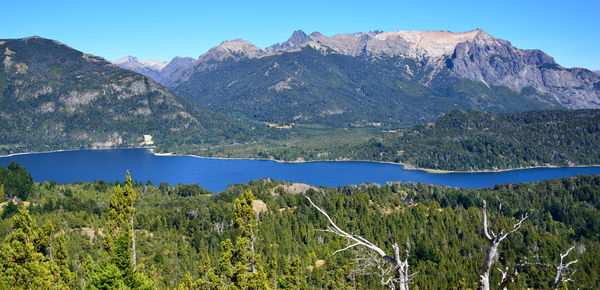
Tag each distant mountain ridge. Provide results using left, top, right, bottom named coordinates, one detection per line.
left=118, top=29, right=599, bottom=113
left=112, top=56, right=167, bottom=80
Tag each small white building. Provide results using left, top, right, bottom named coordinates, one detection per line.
left=141, top=134, right=154, bottom=146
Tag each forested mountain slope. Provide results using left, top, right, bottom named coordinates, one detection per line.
left=0, top=37, right=271, bottom=155
left=174, top=45, right=561, bottom=128
left=112, top=29, right=600, bottom=128
left=196, top=109, right=600, bottom=172
left=361, top=109, right=600, bottom=171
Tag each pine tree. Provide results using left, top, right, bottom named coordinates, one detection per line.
left=2, top=161, right=34, bottom=200
left=87, top=172, right=153, bottom=289
left=0, top=208, right=74, bottom=288
left=278, top=255, right=305, bottom=289
left=197, top=190, right=270, bottom=289
left=54, top=235, right=76, bottom=286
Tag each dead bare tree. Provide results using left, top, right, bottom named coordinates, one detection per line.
left=479, top=200, right=528, bottom=290
left=306, top=196, right=415, bottom=290
left=496, top=255, right=546, bottom=290
left=496, top=265, right=518, bottom=290
left=553, top=245, right=578, bottom=289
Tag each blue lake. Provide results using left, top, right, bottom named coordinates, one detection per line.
left=1, top=148, right=599, bottom=192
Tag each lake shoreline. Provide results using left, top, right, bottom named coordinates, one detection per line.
left=3, top=147, right=600, bottom=175
left=147, top=149, right=600, bottom=174
left=0, top=147, right=150, bottom=158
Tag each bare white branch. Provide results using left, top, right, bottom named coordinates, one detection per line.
left=554, top=245, right=579, bottom=289
left=333, top=242, right=361, bottom=255
left=479, top=199, right=529, bottom=290
left=307, top=195, right=413, bottom=290
left=498, top=213, right=528, bottom=242
left=482, top=200, right=493, bottom=240
left=306, top=196, right=387, bottom=258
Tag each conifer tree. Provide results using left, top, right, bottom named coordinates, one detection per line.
left=54, top=235, right=76, bottom=286
left=87, top=172, right=153, bottom=289
left=197, top=189, right=270, bottom=289
left=0, top=208, right=73, bottom=288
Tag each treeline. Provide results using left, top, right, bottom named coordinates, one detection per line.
left=0, top=164, right=599, bottom=288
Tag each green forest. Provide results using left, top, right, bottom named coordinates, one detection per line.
left=1, top=162, right=599, bottom=289
left=194, top=109, right=600, bottom=172
left=367, top=109, right=600, bottom=171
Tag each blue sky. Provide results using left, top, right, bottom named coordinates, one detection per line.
left=2, top=0, right=599, bottom=70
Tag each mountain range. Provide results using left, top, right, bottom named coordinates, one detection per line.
left=2, top=29, right=599, bottom=156
left=115, top=29, right=600, bottom=127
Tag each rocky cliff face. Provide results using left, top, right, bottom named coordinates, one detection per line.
left=155, top=56, right=195, bottom=87
left=272, top=29, right=599, bottom=109
left=444, top=31, right=600, bottom=109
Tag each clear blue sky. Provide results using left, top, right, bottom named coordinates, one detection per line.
left=2, top=0, right=599, bottom=70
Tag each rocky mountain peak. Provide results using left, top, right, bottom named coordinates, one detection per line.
left=309, top=31, right=323, bottom=38
left=265, top=30, right=312, bottom=52
left=112, top=56, right=167, bottom=70
left=290, top=30, right=309, bottom=41
left=111, top=56, right=167, bottom=81
left=168, top=56, right=195, bottom=66
left=16, top=36, right=76, bottom=52
left=113, top=55, right=139, bottom=64
left=154, top=56, right=195, bottom=88
left=266, top=30, right=312, bottom=52
left=199, top=39, right=264, bottom=61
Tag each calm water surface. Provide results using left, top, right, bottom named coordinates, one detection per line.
left=1, top=148, right=599, bottom=192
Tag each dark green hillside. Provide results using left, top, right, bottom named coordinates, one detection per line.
left=0, top=37, right=276, bottom=155
left=1, top=163, right=600, bottom=288
left=185, top=109, right=600, bottom=172
left=362, top=109, right=600, bottom=171
left=174, top=46, right=560, bottom=128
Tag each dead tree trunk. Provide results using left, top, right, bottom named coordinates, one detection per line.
left=479, top=200, right=528, bottom=290
left=553, top=245, right=578, bottom=289
left=392, top=242, right=410, bottom=290
left=131, top=215, right=136, bottom=267
left=307, top=196, right=415, bottom=290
